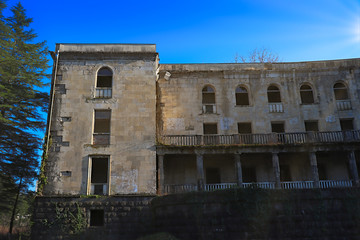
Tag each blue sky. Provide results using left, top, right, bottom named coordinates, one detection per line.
left=4, top=0, right=360, bottom=64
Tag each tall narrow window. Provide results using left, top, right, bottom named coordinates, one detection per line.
left=96, top=67, right=112, bottom=98
left=93, top=110, right=111, bottom=145
left=280, top=165, right=291, bottom=181
left=202, top=85, right=216, bottom=113
left=90, top=157, right=108, bottom=195
left=235, top=86, right=249, bottom=106
left=300, top=84, right=314, bottom=104
left=333, top=83, right=348, bottom=100
left=267, top=86, right=281, bottom=103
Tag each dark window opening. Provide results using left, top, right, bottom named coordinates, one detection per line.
left=242, top=167, right=256, bottom=183
left=203, top=123, right=217, bottom=135
left=333, top=83, right=349, bottom=100
left=91, top=157, right=108, bottom=195
left=96, top=67, right=112, bottom=98
left=93, top=110, right=111, bottom=145
left=340, top=119, right=354, bottom=131
left=300, top=85, right=314, bottom=104
left=271, top=122, right=285, bottom=133
left=305, top=121, right=319, bottom=132
left=280, top=165, right=291, bottom=181
left=317, top=164, right=327, bottom=180
left=206, top=168, right=221, bottom=184
left=202, top=86, right=215, bottom=104
left=267, top=86, right=281, bottom=103
left=90, top=210, right=104, bottom=226
left=235, top=86, right=249, bottom=105
left=238, top=122, right=252, bottom=134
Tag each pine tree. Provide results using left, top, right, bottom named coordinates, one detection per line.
left=0, top=1, right=49, bottom=234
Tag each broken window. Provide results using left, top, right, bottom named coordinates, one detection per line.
left=235, top=86, right=249, bottom=106
left=238, top=122, right=252, bottom=134
left=333, top=82, right=349, bottom=100
left=271, top=122, right=285, bottom=133
left=96, top=67, right=112, bottom=98
left=93, top=110, right=111, bottom=145
left=203, top=123, right=218, bottom=135
left=90, top=209, right=104, bottom=226
left=206, top=168, right=221, bottom=184
left=304, top=121, right=319, bottom=132
left=91, top=157, right=108, bottom=195
left=300, top=84, right=314, bottom=104
left=340, top=119, right=354, bottom=131
left=202, top=85, right=216, bottom=113
left=242, top=167, right=256, bottom=183
left=267, top=85, right=281, bottom=103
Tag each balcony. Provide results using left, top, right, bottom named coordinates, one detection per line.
left=159, top=130, right=360, bottom=146
left=336, top=100, right=352, bottom=111
left=164, top=180, right=353, bottom=194
left=269, top=103, right=284, bottom=113
left=95, top=87, right=112, bottom=98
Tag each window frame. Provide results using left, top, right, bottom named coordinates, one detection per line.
left=300, top=84, right=315, bottom=104
left=93, top=109, right=111, bottom=145
left=235, top=85, right=250, bottom=106
left=333, top=82, right=349, bottom=100
left=95, top=66, right=113, bottom=99
left=267, top=85, right=282, bottom=103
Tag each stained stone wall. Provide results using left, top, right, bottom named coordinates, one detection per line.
left=44, top=44, right=158, bottom=195
left=157, top=59, right=360, bottom=136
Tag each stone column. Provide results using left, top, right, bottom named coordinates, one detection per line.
left=309, top=152, right=319, bottom=188
left=272, top=152, right=281, bottom=189
left=234, top=154, right=243, bottom=187
left=157, top=154, right=165, bottom=195
left=348, top=150, right=359, bottom=187
left=196, top=154, right=205, bottom=191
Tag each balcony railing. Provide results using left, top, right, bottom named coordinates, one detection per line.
left=95, top=87, right=112, bottom=98
left=93, top=133, right=110, bottom=145
left=164, top=180, right=353, bottom=194
left=269, top=103, right=284, bottom=113
left=336, top=100, right=352, bottom=111
left=159, top=130, right=360, bottom=146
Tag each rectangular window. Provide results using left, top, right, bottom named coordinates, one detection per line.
left=93, top=110, right=111, bottom=145
left=340, top=119, right=354, bottom=131
left=90, top=210, right=104, bottom=226
left=271, top=122, right=285, bottom=133
left=90, top=157, right=109, bottom=195
left=238, top=122, right=252, bottom=134
left=203, top=123, right=217, bottom=135
left=317, top=164, right=327, bottom=180
left=304, top=121, right=319, bottom=132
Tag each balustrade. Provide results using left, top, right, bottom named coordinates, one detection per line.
left=159, top=130, right=360, bottom=146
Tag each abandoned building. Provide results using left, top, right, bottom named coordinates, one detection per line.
left=43, top=43, right=360, bottom=197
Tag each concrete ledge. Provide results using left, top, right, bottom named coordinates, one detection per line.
left=57, top=43, right=156, bottom=53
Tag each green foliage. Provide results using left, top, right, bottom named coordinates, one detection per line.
left=42, top=203, right=87, bottom=236
left=0, top=0, right=49, bottom=234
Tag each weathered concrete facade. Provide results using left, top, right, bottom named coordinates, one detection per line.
left=44, top=44, right=158, bottom=195
left=43, top=43, right=360, bottom=196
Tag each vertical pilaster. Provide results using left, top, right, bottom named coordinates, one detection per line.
left=157, top=154, right=165, bottom=195
left=348, top=150, right=359, bottom=187
left=196, top=154, right=205, bottom=191
left=272, top=152, right=281, bottom=189
left=309, top=152, right=319, bottom=188
left=234, top=154, right=243, bottom=187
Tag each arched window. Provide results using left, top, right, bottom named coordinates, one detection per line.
left=267, top=85, right=281, bottom=103
left=333, top=83, right=348, bottom=100
left=202, top=85, right=216, bottom=113
left=96, top=67, right=113, bottom=98
left=235, top=86, right=249, bottom=105
left=300, top=84, right=314, bottom=104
